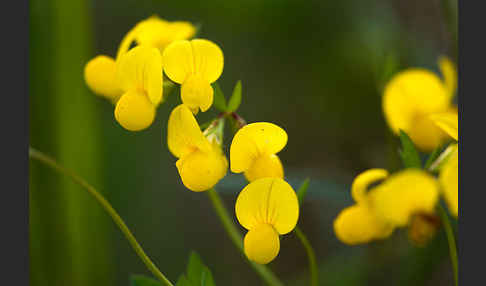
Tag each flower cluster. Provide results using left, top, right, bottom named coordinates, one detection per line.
left=84, top=15, right=458, bottom=272
left=334, top=58, right=459, bottom=246
left=84, top=15, right=196, bottom=131
left=84, top=16, right=299, bottom=265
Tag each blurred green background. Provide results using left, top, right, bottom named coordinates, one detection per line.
left=29, top=0, right=457, bottom=285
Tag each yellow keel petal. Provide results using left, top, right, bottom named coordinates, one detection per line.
left=244, top=224, right=280, bottom=264
left=114, top=91, right=155, bottom=131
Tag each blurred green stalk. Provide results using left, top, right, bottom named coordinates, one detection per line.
left=29, top=147, right=174, bottom=286
left=29, top=0, right=113, bottom=285
left=438, top=205, right=458, bottom=286
left=295, top=227, right=318, bottom=286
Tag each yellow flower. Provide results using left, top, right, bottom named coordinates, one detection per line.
left=85, top=16, right=194, bottom=103
left=370, top=169, right=439, bottom=227
left=230, top=122, right=287, bottom=182
left=439, top=146, right=458, bottom=217
left=114, top=46, right=163, bottom=131
left=334, top=169, right=394, bottom=245
left=431, top=112, right=458, bottom=217
left=430, top=111, right=458, bottom=141
left=167, top=104, right=228, bottom=192
left=116, top=15, right=196, bottom=58
left=84, top=55, right=123, bottom=102
left=162, top=39, right=224, bottom=113
left=382, top=57, right=457, bottom=151
left=235, top=177, right=299, bottom=264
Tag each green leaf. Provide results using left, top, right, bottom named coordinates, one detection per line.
left=398, top=130, right=422, bottom=169
left=187, top=252, right=205, bottom=285
left=297, top=178, right=310, bottom=205
left=212, top=83, right=227, bottom=112
left=130, top=275, right=162, bottom=286
left=175, top=275, right=192, bottom=286
left=227, top=80, right=242, bottom=112
left=201, top=267, right=215, bottom=286
left=181, top=251, right=216, bottom=286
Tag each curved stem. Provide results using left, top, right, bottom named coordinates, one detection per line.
left=438, top=205, right=458, bottom=286
left=206, top=188, right=284, bottom=286
left=295, top=227, right=318, bottom=286
left=29, top=147, right=174, bottom=286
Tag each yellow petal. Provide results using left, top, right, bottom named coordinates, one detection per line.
left=333, top=204, right=394, bottom=245
left=166, top=21, right=196, bottom=39
left=162, top=39, right=223, bottom=84
left=370, top=170, right=439, bottom=227
left=181, top=74, right=214, bottom=113
left=84, top=55, right=122, bottom=99
left=116, top=27, right=138, bottom=60
left=351, top=169, right=389, bottom=204
left=438, top=56, right=457, bottom=99
left=244, top=154, right=284, bottom=182
left=114, top=90, right=155, bottom=131
left=430, top=110, right=458, bottom=141
left=190, top=39, right=224, bottom=83
left=382, top=69, right=450, bottom=151
left=116, top=16, right=195, bottom=59
left=243, top=224, right=280, bottom=264
left=162, top=40, right=194, bottom=84
left=408, top=114, right=448, bottom=152
left=167, top=104, right=212, bottom=158
left=440, top=147, right=458, bottom=217
left=175, top=143, right=228, bottom=192
left=230, top=122, right=288, bottom=173
left=136, top=18, right=196, bottom=53
left=116, top=46, right=163, bottom=105
left=235, top=177, right=299, bottom=234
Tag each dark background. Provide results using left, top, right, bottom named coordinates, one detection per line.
left=29, top=0, right=457, bottom=285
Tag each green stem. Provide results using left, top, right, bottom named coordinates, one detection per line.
left=438, top=205, right=458, bottom=286
left=206, top=188, right=284, bottom=286
left=295, top=227, right=318, bottom=286
left=29, top=147, right=174, bottom=286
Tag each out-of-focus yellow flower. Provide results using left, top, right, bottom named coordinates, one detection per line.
left=430, top=111, right=458, bottom=141
left=431, top=112, right=458, bottom=217
left=439, top=146, right=458, bottom=217
left=438, top=56, right=457, bottom=99
left=382, top=57, right=457, bottom=151
left=230, top=122, right=287, bottom=182
left=162, top=39, right=224, bottom=113
left=334, top=169, right=394, bottom=245
left=116, top=15, right=196, bottom=58
left=235, top=177, right=299, bottom=264
left=335, top=169, right=441, bottom=245
left=370, top=169, right=439, bottom=227
left=114, top=46, right=163, bottom=131
left=84, top=55, right=123, bottom=102
left=167, top=104, right=228, bottom=192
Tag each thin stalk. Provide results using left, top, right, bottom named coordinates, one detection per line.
left=29, top=147, right=174, bottom=286
left=438, top=204, right=458, bottom=286
left=295, top=227, right=318, bottom=286
left=206, top=188, right=284, bottom=286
